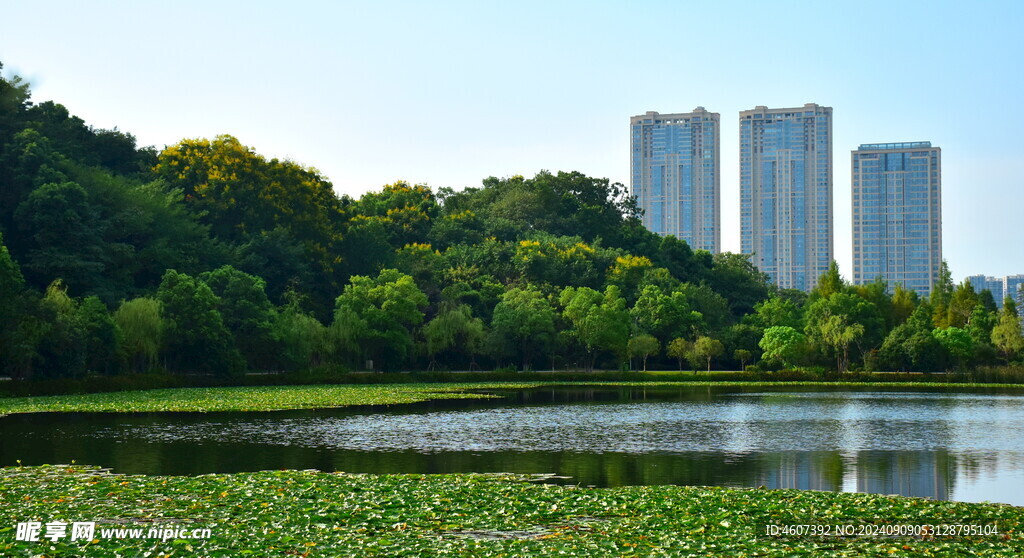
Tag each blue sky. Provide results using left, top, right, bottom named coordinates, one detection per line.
left=2, top=0, right=1022, bottom=281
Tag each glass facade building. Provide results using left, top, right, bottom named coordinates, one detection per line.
left=966, top=274, right=1024, bottom=318
left=740, top=104, right=833, bottom=291
left=966, top=275, right=1005, bottom=305
left=1006, top=275, right=1024, bottom=311
left=630, top=108, right=720, bottom=252
left=851, top=142, right=941, bottom=296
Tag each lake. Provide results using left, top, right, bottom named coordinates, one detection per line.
left=3, top=385, right=1024, bottom=505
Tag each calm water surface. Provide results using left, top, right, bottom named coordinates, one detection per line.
left=3, top=386, right=1024, bottom=505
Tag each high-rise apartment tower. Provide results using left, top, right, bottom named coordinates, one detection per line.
left=740, top=103, right=833, bottom=291
left=630, top=108, right=720, bottom=252
left=851, top=142, right=941, bottom=296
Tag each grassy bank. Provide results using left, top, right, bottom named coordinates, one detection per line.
left=1, top=465, right=1021, bottom=557
left=3, top=381, right=1024, bottom=417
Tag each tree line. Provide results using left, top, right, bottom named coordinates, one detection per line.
left=1, top=62, right=1022, bottom=379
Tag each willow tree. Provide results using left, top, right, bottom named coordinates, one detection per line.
left=422, top=303, right=485, bottom=370
left=114, top=297, right=163, bottom=373
left=332, top=269, right=427, bottom=371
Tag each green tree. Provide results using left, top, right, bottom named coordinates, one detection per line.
left=155, top=135, right=344, bottom=238
left=759, top=326, right=806, bottom=368
left=747, top=297, right=803, bottom=329
left=489, top=285, right=556, bottom=371
left=804, top=293, right=882, bottom=371
left=705, top=252, right=771, bottom=318
left=991, top=300, right=1024, bottom=362
left=394, top=243, right=443, bottom=296
left=0, top=231, right=24, bottom=321
left=200, top=265, right=278, bottom=370
left=818, top=314, right=865, bottom=372
left=734, top=349, right=753, bottom=370
left=812, top=261, right=846, bottom=299
left=978, top=289, right=998, bottom=313
left=560, top=285, right=630, bottom=371
left=0, top=232, right=30, bottom=376
left=512, top=234, right=611, bottom=290
left=14, top=181, right=107, bottom=295
left=113, top=297, right=163, bottom=373
left=341, top=216, right=396, bottom=277
left=884, top=304, right=948, bottom=372
left=880, top=324, right=910, bottom=371
left=667, top=338, right=693, bottom=372
left=332, top=269, right=428, bottom=371
left=903, top=327, right=946, bottom=372
left=693, top=336, right=724, bottom=373
left=236, top=228, right=316, bottom=305
left=630, top=284, right=704, bottom=344
left=157, top=269, right=242, bottom=375
left=674, top=282, right=730, bottom=333
left=273, top=294, right=330, bottom=371
left=36, top=280, right=85, bottom=378
left=0, top=231, right=44, bottom=377
left=423, top=303, right=486, bottom=370
left=427, top=209, right=484, bottom=251
left=154, top=135, right=345, bottom=290
left=966, top=304, right=997, bottom=347
left=933, top=327, right=973, bottom=370
left=77, top=296, right=120, bottom=374
left=351, top=181, right=439, bottom=249
left=443, top=171, right=639, bottom=248
left=606, top=254, right=654, bottom=302
left=0, top=129, right=69, bottom=231
left=0, top=61, right=32, bottom=144
left=890, top=283, right=917, bottom=325
left=854, top=277, right=894, bottom=330
left=946, top=280, right=979, bottom=328
left=930, top=260, right=954, bottom=328
left=627, top=334, right=660, bottom=371
left=652, top=234, right=712, bottom=284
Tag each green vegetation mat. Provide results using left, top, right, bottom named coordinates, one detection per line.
left=0, top=465, right=1021, bottom=557
left=0, top=383, right=538, bottom=416
left=3, top=381, right=1024, bottom=417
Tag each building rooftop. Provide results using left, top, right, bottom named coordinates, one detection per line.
left=857, top=142, right=932, bottom=150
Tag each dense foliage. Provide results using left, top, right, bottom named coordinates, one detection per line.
left=1, top=62, right=1021, bottom=379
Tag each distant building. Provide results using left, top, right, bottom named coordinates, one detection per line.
left=851, top=142, right=942, bottom=297
left=965, top=274, right=1024, bottom=315
left=740, top=103, right=832, bottom=291
left=630, top=108, right=720, bottom=252
left=1006, top=275, right=1024, bottom=309
left=966, top=275, right=1005, bottom=306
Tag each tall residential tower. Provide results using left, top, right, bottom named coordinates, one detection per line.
left=851, top=142, right=941, bottom=296
left=740, top=103, right=833, bottom=291
left=630, top=108, right=720, bottom=252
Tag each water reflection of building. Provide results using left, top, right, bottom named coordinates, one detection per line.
left=854, top=451, right=951, bottom=500
left=758, top=452, right=842, bottom=491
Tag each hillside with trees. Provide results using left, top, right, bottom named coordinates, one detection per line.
left=1, top=62, right=1021, bottom=380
